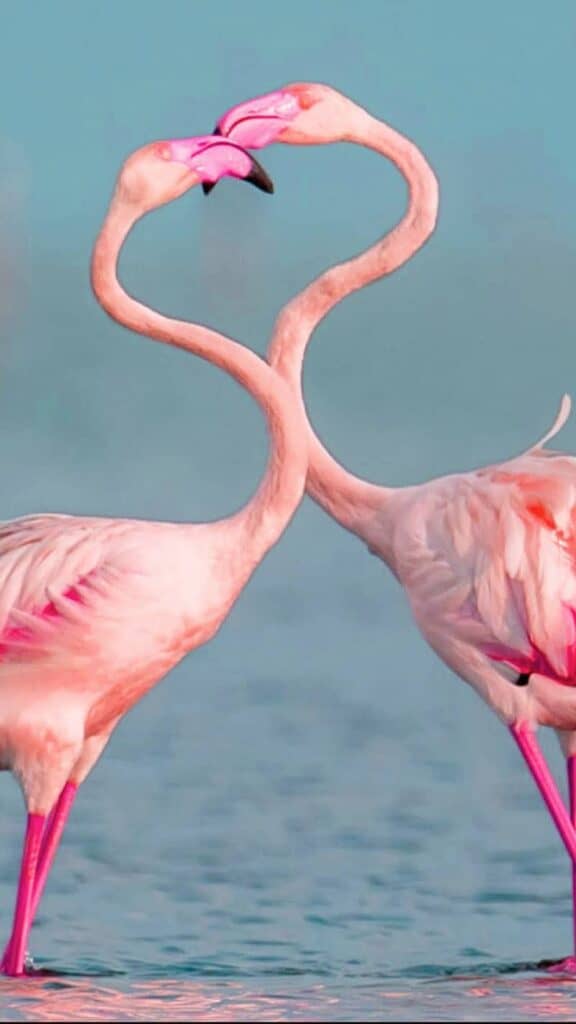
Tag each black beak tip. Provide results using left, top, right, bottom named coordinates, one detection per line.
left=245, top=156, right=275, bottom=195
left=247, top=172, right=274, bottom=194
left=201, top=143, right=273, bottom=196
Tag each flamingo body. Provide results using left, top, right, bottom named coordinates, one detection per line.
left=387, top=424, right=576, bottom=728
left=0, top=515, right=249, bottom=811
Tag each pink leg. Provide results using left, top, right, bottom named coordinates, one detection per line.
left=510, top=725, right=576, bottom=974
left=548, top=758, right=576, bottom=973
left=2, top=814, right=45, bottom=976
left=30, top=782, right=77, bottom=926
left=509, top=724, right=576, bottom=863
left=1, top=782, right=77, bottom=974
left=570, top=757, right=576, bottom=955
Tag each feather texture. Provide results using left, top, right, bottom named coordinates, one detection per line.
left=392, top=434, right=576, bottom=696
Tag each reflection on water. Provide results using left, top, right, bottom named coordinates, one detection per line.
left=2, top=971, right=576, bottom=1023
left=0, top=977, right=335, bottom=1023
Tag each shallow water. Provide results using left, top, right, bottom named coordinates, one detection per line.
left=5, top=971, right=576, bottom=1023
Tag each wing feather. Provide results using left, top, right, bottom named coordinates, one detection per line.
left=398, top=441, right=576, bottom=684
left=0, top=515, right=142, bottom=661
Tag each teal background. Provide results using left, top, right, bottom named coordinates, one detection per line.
left=0, top=2, right=575, bottom=1019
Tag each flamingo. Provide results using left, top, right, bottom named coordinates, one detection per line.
left=0, top=133, right=308, bottom=977
left=214, top=83, right=576, bottom=968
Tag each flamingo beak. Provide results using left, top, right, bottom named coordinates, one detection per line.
left=202, top=149, right=274, bottom=196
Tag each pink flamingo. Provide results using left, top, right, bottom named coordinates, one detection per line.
left=0, top=134, right=308, bottom=977
left=215, top=83, right=576, bottom=969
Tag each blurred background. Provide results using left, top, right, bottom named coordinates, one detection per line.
left=0, top=2, right=575, bottom=1020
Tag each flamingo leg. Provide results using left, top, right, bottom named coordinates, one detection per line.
left=509, top=724, right=576, bottom=863
left=509, top=725, right=576, bottom=973
left=1, top=782, right=78, bottom=974
left=29, top=781, right=77, bottom=926
left=2, top=814, right=45, bottom=976
left=568, top=758, right=576, bottom=957
left=553, top=756, right=576, bottom=972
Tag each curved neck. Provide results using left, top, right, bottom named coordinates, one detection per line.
left=267, top=109, right=439, bottom=540
left=91, top=195, right=306, bottom=567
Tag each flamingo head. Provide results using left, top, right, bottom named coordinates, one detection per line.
left=115, top=134, right=274, bottom=212
left=213, top=83, right=351, bottom=151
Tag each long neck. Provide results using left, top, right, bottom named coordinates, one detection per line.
left=91, top=196, right=307, bottom=567
left=267, top=110, right=439, bottom=540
